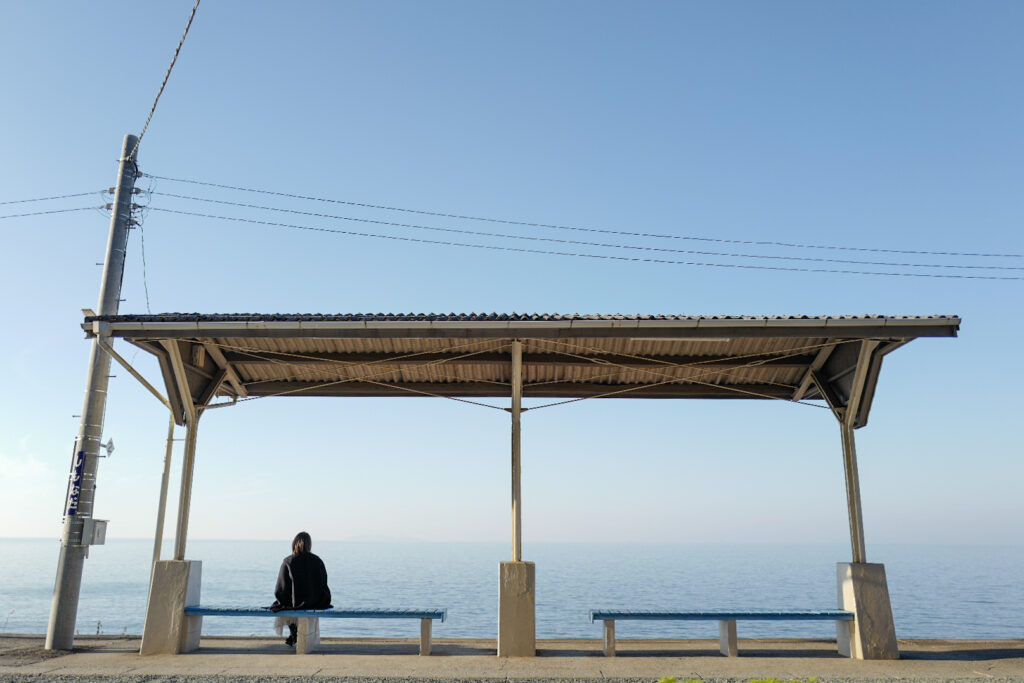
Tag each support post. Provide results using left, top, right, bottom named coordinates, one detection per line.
left=152, top=415, right=176, bottom=565
left=840, top=340, right=877, bottom=564
left=497, top=340, right=535, bottom=656
left=46, top=134, right=139, bottom=650
left=174, top=416, right=200, bottom=561
left=831, top=340, right=898, bottom=659
left=419, top=618, right=432, bottom=656
left=718, top=619, right=738, bottom=657
left=603, top=619, right=616, bottom=657
left=511, top=340, right=523, bottom=562
left=162, top=339, right=200, bottom=561
left=840, top=420, right=867, bottom=564
left=296, top=617, right=320, bottom=654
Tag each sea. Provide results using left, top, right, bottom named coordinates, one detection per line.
left=2, top=539, right=1021, bottom=640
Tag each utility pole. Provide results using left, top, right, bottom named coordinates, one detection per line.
left=46, top=134, right=139, bottom=650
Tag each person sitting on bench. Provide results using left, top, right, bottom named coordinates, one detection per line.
left=269, top=531, right=333, bottom=647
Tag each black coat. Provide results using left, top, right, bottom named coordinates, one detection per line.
left=270, top=552, right=332, bottom=611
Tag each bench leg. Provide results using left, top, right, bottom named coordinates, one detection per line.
left=718, top=619, right=738, bottom=657
left=603, top=619, right=616, bottom=657
left=297, top=617, right=320, bottom=654
left=419, top=618, right=432, bottom=656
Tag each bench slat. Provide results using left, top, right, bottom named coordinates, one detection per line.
left=589, top=609, right=853, bottom=622
left=185, top=606, right=446, bottom=622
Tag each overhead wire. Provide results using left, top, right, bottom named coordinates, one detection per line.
left=0, top=207, right=102, bottom=220
left=136, top=221, right=153, bottom=315
left=148, top=207, right=1024, bottom=280
left=150, top=192, right=1024, bottom=272
left=127, top=0, right=201, bottom=162
left=134, top=178, right=155, bottom=313
left=146, top=174, right=1024, bottom=260
left=0, top=192, right=103, bottom=205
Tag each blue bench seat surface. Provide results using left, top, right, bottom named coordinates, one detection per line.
left=185, top=606, right=446, bottom=622
left=590, top=609, right=853, bottom=623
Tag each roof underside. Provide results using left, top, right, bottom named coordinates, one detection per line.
left=86, top=314, right=960, bottom=428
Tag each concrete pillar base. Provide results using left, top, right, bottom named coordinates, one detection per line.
left=297, top=617, right=319, bottom=654
left=836, top=562, right=899, bottom=660
left=498, top=561, right=535, bottom=657
left=718, top=619, right=738, bottom=656
left=140, top=560, right=202, bottom=655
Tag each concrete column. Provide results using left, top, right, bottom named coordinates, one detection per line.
left=836, top=562, right=899, bottom=660
left=140, top=560, right=202, bottom=655
left=498, top=561, right=535, bottom=656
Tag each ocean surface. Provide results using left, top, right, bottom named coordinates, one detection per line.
left=2, top=539, right=1021, bottom=640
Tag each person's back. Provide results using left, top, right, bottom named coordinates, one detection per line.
left=275, top=549, right=332, bottom=610
left=271, top=531, right=332, bottom=646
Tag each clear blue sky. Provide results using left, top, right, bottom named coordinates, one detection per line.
left=1, top=1, right=1021, bottom=550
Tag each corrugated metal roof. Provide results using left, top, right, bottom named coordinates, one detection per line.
left=86, top=312, right=959, bottom=427
left=89, top=312, right=958, bottom=323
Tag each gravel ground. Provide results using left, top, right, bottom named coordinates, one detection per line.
left=2, top=676, right=1023, bottom=682
left=3, top=634, right=1021, bottom=683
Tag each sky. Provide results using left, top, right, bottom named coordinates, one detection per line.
left=0, top=1, right=1021, bottom=553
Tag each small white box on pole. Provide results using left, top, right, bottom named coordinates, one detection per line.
left=82, top=519, right=108, bottom=545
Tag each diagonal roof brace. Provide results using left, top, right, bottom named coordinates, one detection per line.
left=161, top=340, right=198, bottom=426
left=202, top=342, right=248, bottom=397
left=97, top=339, right=172, bottom=412
left=811, top=340, right=884, bottom=428
left=793, top=341, right=837, bottom=402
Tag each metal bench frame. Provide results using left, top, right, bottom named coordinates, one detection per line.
left=184, top=607, right=447, bottom=655
left=589, top=609, right=855, bottom=657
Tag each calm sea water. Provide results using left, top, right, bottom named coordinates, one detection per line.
left=2, top=539, right=1021, bottom=640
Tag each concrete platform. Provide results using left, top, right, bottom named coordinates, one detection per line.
left=2, top=633, right=1022, bottom=681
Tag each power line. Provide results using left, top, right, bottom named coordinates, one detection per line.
left=138, top=223, right=152, bottom=314
left=152, top=191, right=1024, bottom=272
left=0, top=207, right=101, bottom=220
left=146, top=174, right=1024, bottom=259
left=148, top=207, right=1024, bottom=280
left=128, top=0, right=201, bottom=162
left=0, top=192, right=102, bottom=206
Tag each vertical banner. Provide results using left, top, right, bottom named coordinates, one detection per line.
left=65, top=449, right=86, bottom=516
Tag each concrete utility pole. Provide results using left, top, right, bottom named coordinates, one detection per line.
left=46, top=134, right=139, bottom=650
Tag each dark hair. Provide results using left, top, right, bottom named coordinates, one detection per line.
left=292, top=531, right=312, bottom=555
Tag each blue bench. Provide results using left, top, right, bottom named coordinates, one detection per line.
left=590, top=609, right=854, bottom=657
left=184, top=606, right=447, bottom=655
